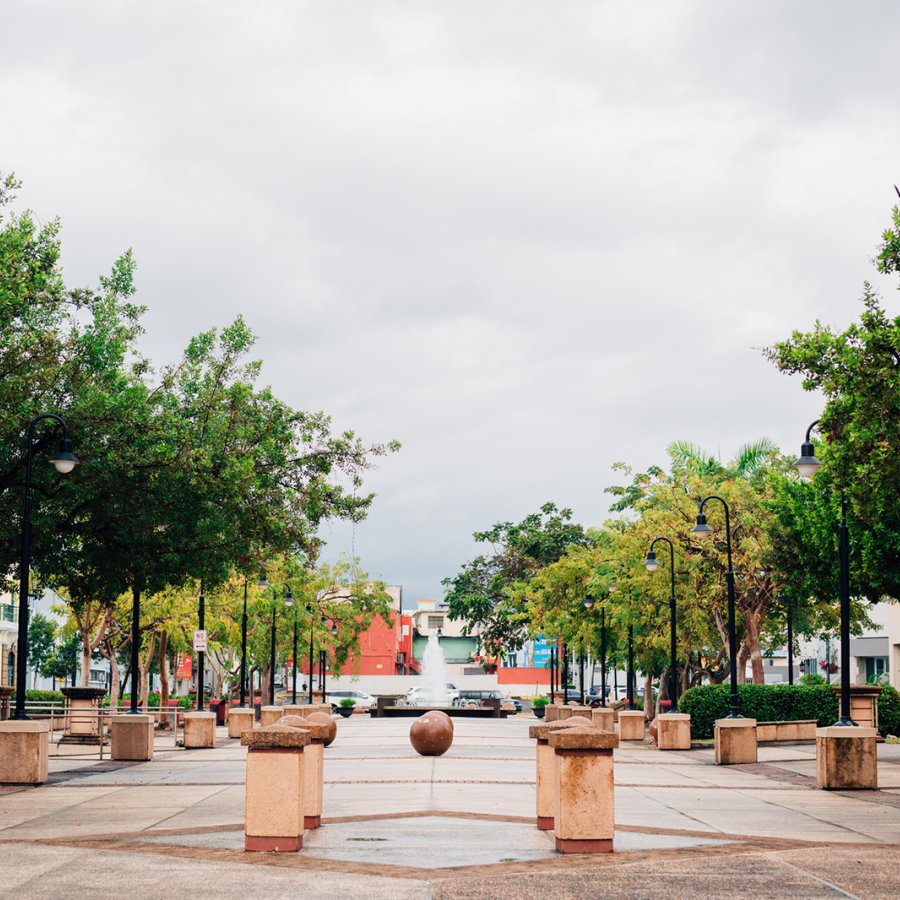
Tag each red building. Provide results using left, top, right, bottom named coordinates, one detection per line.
left=337, top=586, right=416, bottom=676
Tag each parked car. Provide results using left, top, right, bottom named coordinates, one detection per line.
left=405, top=684, right=460, bottom=705
left=455, top=689, right=516, bottom=713
left=325, top=689, right=374, bottom=713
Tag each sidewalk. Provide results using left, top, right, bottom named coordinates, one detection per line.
left=1, top=715, right=898, bottom=897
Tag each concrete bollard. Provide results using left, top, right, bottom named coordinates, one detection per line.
left=0, top=720, right=49, bottom=784
left=569, top=705, right=592, bottom=718
left=528, top=717, right=594, bottom=831
left=549, top=726, right=619, bottom=853
left=657, top=713, right=691, bottom=750
left=242, top=725, right=310, bottom=851
left=280, top=704, right=309, bottom=718
left=317, top=704, right=333, bottom=717
left=617, top=710, right=646, bottom=741
left=259, top=706, right=283, bottom=727
left=545, top=705, right=560, bottom=722
left=183, top=711, right=216, bottom=749
left=816, top=726, right=878, bottom=790
left=715, top=718, right=758, bottom=765
left=228, top=707, right=255, bottom=738
left=278, top=716, right=331, bottom=828
left=556, top=706, right=573, bottom=721
left=591, top=707, right=615, bottom=732
left=110, top=714, right=154, bottom=761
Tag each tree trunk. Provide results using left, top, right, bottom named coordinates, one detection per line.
left=158, top=633, right=169, bottom=724
left=744, top=609, right=766, bottom=685
left=644, top=670, right=654, bottom=721
left=105, top=642, right=121, bottom=710
left=139, top=631, right=157, bottom=707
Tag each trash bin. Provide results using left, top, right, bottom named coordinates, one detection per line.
left=210, top=699, right=227, bottom=726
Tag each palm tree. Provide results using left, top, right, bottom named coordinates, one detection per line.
left=667, top=438, right=777, bottom=478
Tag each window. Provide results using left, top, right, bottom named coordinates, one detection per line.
left=865, top=657, right=888, bottom=681
left=427, top=615, right=443, bottom=629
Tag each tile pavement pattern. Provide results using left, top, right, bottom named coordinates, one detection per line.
left=1, top=715, right=898, bottom=897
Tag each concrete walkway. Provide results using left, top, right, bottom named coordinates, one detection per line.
left=1, top=715, right=898, bottom=897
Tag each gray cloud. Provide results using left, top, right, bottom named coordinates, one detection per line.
left=3, top=1, right=897, bottom=604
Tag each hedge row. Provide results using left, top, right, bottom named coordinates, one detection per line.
left=24, top=689, right=66, bottom=703
left=679, top=684, right=900, bottom=739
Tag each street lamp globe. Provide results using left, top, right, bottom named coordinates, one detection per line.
left=583, top=596, right=595, bottom=609
left=691, top=513, right=714, bottom=539
left=793, top=440, right=822, bottom=480
left=285, top=588, right=293, bottom=607
left=49, top=437, right=79, bottom=474
left=256, top=572, right=270, bottom=588
left=643, top=550, right=660, bottom=572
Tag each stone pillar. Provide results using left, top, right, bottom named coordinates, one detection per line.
left=259, top=706, right=283, bottom=727
left=617, top=710, right=645, bottom=741
left=569, top=705, right=592, bottom=718
left=657, top=713, right=691, bottom=750
left=242, top=725, right=309, bottom=851
left=0, top=686, right=13, bottom=721
left=183, top=710, right=216, bottom=748
left=715, top=718, right=757, bottom=765
left=281, top=704, right=308, bottom=718
left=60, top=686, right=107, bottom=743
left=110, top=714, right=154, bottom=760
left=591, top=707, right=615, bottom=732
left=527, top=719, right=588, bottom=831
left=556, top=706, right=572, bottom=721
left=816, top=726, right=878, bottom=790
left=317, top=704, right=333, bottom=717
left=228, top=707, right=255, bottom=738
left=0, top=720, right=49, bottom=784
left=545, top=705, right=560, bottom=722
left=549, top=726, right=618, bottom=853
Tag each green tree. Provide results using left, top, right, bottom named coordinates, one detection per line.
left=42, top=631, right=81, bottom=686
left=443, top=503, right=590, bottom=653
left=764, top=214, right=900, bottom=600
left=27, top=611, right=57, bottom=688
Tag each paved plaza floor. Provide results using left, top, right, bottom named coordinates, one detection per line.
left=1, top=715, right=899, bottom=897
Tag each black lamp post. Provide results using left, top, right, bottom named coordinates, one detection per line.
left=238, top=575, right=249, bottom=707
left=268, top=598, right=279, bottom=706
left=794, top=421, right=855, bottom=726
left=196, top=580, right=206, bottom=712
left=285, top=588, right=298, bottom=704
left=779, top=594, right=795, bottom=686
left=12, top=414, right=79, bottom=721
left=692, top=495, right=742, bottom=719
left=644, top=536, right=679, bottom=714
left=583, top=595, right=607, bottom=707
left=627, top=624, right=635, bottom=711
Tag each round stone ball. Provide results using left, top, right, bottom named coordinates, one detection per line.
left=421, top=709, right=454, bottom=733
left=306, top=711, right=337, bottom=746
left=410, top=711, right=453, bottom=756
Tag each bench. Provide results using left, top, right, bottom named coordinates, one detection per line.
left=756, top=720, right=817, bottom=743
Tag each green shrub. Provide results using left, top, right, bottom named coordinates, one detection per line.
left=531, top=696, right=549, bottom=708
left=799, top=673, right=826, bottom=685
left=879, top=685, right=900, bottom=738
left=24, top=689, right=65, bottom=703
left=339, top=697, right=356, bottom=708
left=679, top=684, right=839, bottom=739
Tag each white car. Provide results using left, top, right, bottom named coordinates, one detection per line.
left=406, top=684, right=459, bottom=705
left=326, top=690, right=375, bottom=712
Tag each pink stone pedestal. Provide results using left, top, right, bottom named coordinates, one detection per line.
left=715, top=718, right=757, bottom=765
left=528, top=719, right=585, bottom=831
left=591, top=707, right=615, bottom=732
left=0, top=720, right=49, bottom=784
left=242, top=725, right=309, bottom=851
left=657, top=713, right=691, bottom=750
left=549, top=726, right=618, bottom=853
left=816, top=726, right=878, bottom=790
left=617, top=710, right=646, bottom=741
left=227, top=707, right=255, bottom=738
left=259, top=705, right=283, bottom=727
left=110, top=714, right=154, bottom=760
left=183, top=711, right=216, bottom=748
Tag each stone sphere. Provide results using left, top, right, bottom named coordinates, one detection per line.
left=410, top=712, right=453, bottom=756
left=306, top=711, right=337, bottom=746
left=421, top=709, right=454, bottom=733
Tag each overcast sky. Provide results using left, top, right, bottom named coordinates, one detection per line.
left=3, top=2, right=898, bottom=606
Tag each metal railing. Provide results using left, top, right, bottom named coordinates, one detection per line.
left=23, top=702, right=185, bottom=759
